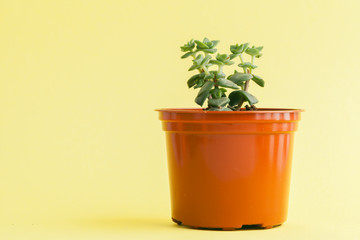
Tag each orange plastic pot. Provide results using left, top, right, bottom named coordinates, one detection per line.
left=157, top=108, right=303, bottom=230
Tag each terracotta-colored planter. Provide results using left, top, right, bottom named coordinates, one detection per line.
left=157, top=108, right=303, bottom=230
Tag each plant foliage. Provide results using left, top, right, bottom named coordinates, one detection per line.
left=180, top=38, right=264, bottom=111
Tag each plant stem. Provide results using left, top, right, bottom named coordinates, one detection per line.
left=202, top=67, right=209, bottom=75
left=218, top=65, right=223, bottom=74
left=244, top=69, right=250, bottom=91
left=245, top=56, right=255, bottom=91
left=236, top=69, right=251, bottom=111
left=239, top=54, right=244, bottom=64
left=191, top=54, right=203, bottom=73
left=236, top=101, right=243, bottom=111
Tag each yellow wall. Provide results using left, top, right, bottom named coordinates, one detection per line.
left=0, top=0, right=359, bottom=238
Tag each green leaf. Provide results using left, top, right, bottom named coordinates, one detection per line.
left=188, top=64, right=200, bottom=71
left=216, top=72, right=226, bottom=79
left=187, top=74, right=199, bottom=88
left=256, top=46, right=263, bottom=51
left=228, top=73, right=253, bottom=84
left=202, top=48, right=217, bottom=53
left=203, top=37, right=210, bottom=44
left=217, top=78, right=240, bottom=89
left=195, top=40, right=209, bottom=49
left=200, top=54, right=212, bottom=65
left=208, top=97, right=230, bottom=107
left=193, top=54, right=204, bottom=65
left=238, top=62, right=257, bottom=69
left=242, top=43, right=250, bottom=52
left=181, top=52, right=194, bottom=59
left=194, top=78, right=205, bottom=89
left=251, top=74, right=265, bottom=87
left=209, top=59, right=223, bottom=65
left=245, top=47, right=260, bottom=56
left=230, top=44, right=240, bottom=54
left=229, top=53, right=239, bottom=60
left=210, top=88, right=223, bottom=99
left=229, top=91, right=243, bottom=106
left=204, top=72, right=214, bottom=80
left=216, top=53, right=228, bottom=62
left=180, top=39, right=195, bottom=52
left=211, top=40, right=219, bottom=48
left=195, top=81, right=214, bottom=106
left=224, top=60, right=234, bottom=65
left=228, top=90, right=258, bottom=106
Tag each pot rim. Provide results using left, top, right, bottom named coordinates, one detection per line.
left=156, top=108, right=304, bottom=114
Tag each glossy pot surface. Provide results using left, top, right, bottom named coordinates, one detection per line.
left=157, top=108, right=303, bottom=229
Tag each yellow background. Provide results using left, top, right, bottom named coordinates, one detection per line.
left=1, top=0, right=359, bottom=239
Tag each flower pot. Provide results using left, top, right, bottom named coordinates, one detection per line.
left=157, top=108, right=303, bottom=230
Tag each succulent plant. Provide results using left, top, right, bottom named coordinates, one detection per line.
left=180, top=38, right=264, bottom=111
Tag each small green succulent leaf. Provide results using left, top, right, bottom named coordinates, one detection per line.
left=228, top=90, right=258, bottom=106
left=215, top=53, right=233, bottom=65
left=200, top=54, right=212, bottom=65
left=227, top=70, right=239, bottom=80
left=230, top=44, right=241, bottom=54
left=181, top=52, right=194, bottom=59
left=242, top=43, right=250, bottom=52
left=187, top=74, right=199, bottom=88
left=216, top=53, right=228, bottom=62
left=224, top=60, right=234, bottom=66
left=195, top=81, right=214, bottom=106
left=194, top=78, right=205, bottom=89
left=188, top=64, right=200, bottom=71
left=180, top=39, right=195, bottom=52
left=238, top=62, right=257, bottom=69
left=228, top=91, right=243, bottom=106
left=195, top=40, right=209, bottom=49
left=228, top=73, right=253, bottom=84
left=242, top=91, right=258, bottom=105
left=256, top=46, right=263, bottom=51
left=211, top=40, right=220, bottom=48
left=208, top=97, right=230, bottom=107
left=209, top=59, right=223, bottom=65
left=216, top=72, right=226, bottom=79
left=193, top=54, right=204, bottom=65
left=210, top=88, right=223, bottom=99
left=245, top=47, right=260, bottom=56
left=229, top=53, right=239, bottom=60
left=217, top=78, right=240, bottom=89
left=202, top=48, right=217, bottom=53
left=251, top=74, right=265, bottom=87
left=204, top=72, right=215, bottom=80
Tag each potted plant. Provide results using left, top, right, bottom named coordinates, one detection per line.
left=157, top=38, right=303, bottom=230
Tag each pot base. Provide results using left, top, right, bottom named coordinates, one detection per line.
left=172, top=218, right=282, bottom=230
